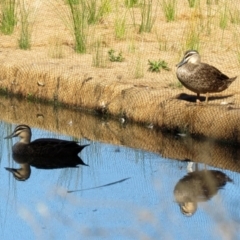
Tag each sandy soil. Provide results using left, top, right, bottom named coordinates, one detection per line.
left=0, top=0, right=240, bottom=141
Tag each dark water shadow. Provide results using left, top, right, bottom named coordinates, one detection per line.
left=160, top=131, right=240, bottom=173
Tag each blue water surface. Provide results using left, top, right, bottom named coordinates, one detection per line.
left=0, top=121, right=239, bottom=240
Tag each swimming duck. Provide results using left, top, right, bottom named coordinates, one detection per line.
left=4, top=124, right=89, bottom=157
left=176, top=50, right=237, bottom=103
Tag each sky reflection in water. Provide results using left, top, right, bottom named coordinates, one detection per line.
left=0, top=121, right=239, bottom=240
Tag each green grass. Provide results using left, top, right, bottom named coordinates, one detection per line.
left=219, top=5, right=228, bottom=30
left=185, top=28, right=200, bottom=51
left=168, top=81, right=183, bottom=89
left=128, top=3, right=136, bottom=29
left=161, top=0, right=176, bottom=22
left=125, top=0, right=139, bottom=8
left=64, top=0, right=111, bottom=53
left=206, top=0, right=219, bottom=4
left=86, top=0, right=111, bottom=24
left=0, top=0, right=16, bottom=35
left=127, top=38, right=136, bottom=53
left=205, top=1, right=213, bottom=35
left=108, top=49, right=124, bottom=62
left=114, top=13, right=127, bottom=39
left=18, top=0, right=36, bottom=50
left=139, top=0, right=156, bottom=33
left=92, top=38, right=107, bottom=67
left=187, top=0, right=198, bottom=8
left=86, top=1, right=99, bottom=24
left=18, top=27, right=31, bottom=50
left=229, top=9, right=240, bottom=24
left=66, top=0, right=88, bottom=53
left=148, top=59, right=170, bottom=72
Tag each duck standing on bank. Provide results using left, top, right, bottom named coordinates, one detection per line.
left=176, top=50, right=237, bottom=103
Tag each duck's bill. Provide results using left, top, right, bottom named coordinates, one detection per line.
left=4, top=132, right=16, bottom=139
left=176, top=58, right=186, bottom=68
left=5, top=167, right=30, bottom=181
left=5, top=167, right=17, bottom=173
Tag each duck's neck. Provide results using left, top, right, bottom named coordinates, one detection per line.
left=188, top=55, right=201, bottom=65
left=19, top=136, right=31, bottom=144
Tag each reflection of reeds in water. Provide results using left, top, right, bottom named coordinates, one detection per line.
left=1, top=96, right=240, bottom=173
left=4, top=122, right=15, bottom=165
left=2, top=116, right=239, bottom=238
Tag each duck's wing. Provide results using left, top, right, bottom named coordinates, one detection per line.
left=193, top=63, right=236, bottom=92
left=29, top=139, right=89, bottom=156
left=195, top=63, right=230, bottom=81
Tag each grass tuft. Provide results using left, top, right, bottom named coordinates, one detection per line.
left=0, top=0, right=16, bottom=35
left=139, top=0, right=156, bottom=33
left=168, top=81, right=183, bottom=89
left=219, top=4, right=228, bottom=30
left=18, top=0, right=39, bottom=50
left=114, top=13, right=127, bottom=39
left=108, top=49, right=124, bottom=62
left=206, top=0, right=219, bottom=4
left=187, top=0, right=198, bottom=8
left=124, top=0, right=138, bottom=8
left=185, top=20, right=201, bottom=51
left=229, top=9, right=240, bottom=24
left=161, top=0, right=176, bottom=22
left=66, top=0, right=88, bottom=53
left=92, top=38, right=107, bottom=68
left=148, top=59, right=170, bottom=72
left=86, top=0, right=111, bottom=25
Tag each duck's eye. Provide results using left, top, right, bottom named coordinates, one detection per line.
left=185, top=53, right=194, bottom=59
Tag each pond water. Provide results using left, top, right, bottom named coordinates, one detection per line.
left=0, top=110, right=240, bottom=239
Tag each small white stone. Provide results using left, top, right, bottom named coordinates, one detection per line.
left=120, top=118, right=125, bottom=123
left=220, top=101, right=228, bottom=105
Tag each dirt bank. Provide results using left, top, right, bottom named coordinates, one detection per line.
left=1, top=96, right=240, bottom=173
left=0, top=1, right=240, bottom=143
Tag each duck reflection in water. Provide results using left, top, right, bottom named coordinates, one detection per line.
left=174, top=164, right=233, bottom=216
left=4, top=124, right=89, bottom=181
left=5, top=154, right=88, bottom=181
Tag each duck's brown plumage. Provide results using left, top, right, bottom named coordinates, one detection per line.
left=176, top=50, right=237, bottom=102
